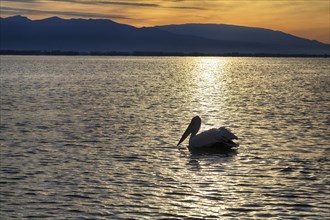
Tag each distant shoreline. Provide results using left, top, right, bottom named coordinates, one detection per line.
left=0, top=50, right=329, bottom=58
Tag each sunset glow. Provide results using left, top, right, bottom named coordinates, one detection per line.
left=1, top=0, right=329, bottom=44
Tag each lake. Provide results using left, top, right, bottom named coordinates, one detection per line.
left=1, top=56, right=329, bottom=219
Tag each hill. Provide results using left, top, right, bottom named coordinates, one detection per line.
left=1, top=15, right=329, bottom=55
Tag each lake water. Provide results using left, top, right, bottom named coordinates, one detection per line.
left=0, top=56, right=329, bottom=219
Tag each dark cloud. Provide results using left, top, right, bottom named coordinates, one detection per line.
left=52, top=0, right=204, bottom=9
left=2, top=0, right=204, bottom=10
left=96, top=1, right=159, bottom=7
left=167, top=6, right=204, bottom=10
left=2, top=0, right=38, bottom=2
left=0, top=6, right=133, bottom=20
left=1, top=0, right=160, bottom=7
left=54, top=0, right=160, bottom=7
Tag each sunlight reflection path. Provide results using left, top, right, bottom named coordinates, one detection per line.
left=190, top=57, right=231, bottom=129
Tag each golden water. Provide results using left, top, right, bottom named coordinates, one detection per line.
left=1, top=56, right=329, bottom=219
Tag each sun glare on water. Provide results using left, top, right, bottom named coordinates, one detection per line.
left=189, top=57, right=232, bottom=128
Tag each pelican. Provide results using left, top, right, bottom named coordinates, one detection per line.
left=177, top=116, right=238, bottom=152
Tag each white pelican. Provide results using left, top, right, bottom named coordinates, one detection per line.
left=177, top=116, right=238, bottom=152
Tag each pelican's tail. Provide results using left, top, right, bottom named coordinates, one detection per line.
left=216, top=127, right=238, bottom=147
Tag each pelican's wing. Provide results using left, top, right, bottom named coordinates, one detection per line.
left=189, top=127, right=238, bottom=149
left=216, top=127, right=238, bottom=142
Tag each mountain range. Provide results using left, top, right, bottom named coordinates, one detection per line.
left=1, top=15, right=329, bottom=55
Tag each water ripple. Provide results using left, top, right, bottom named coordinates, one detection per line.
left=1, top=56, right=329, bottom=219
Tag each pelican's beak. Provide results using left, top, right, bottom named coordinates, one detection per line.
left=177, top=122, right=193, bottom=146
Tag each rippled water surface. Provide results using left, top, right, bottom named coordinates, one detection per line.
left=1, top=56, right=329, bottom=219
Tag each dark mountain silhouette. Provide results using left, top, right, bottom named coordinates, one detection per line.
left=155, top=24, right=325, bottom=46
left=1, top=15, right=329, bottom=54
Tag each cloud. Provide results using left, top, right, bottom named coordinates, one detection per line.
left=96, top=1, right=159, bottom=7
left=53, top=0, right=160, bottom=7
left=1, top=0, right=38, bottom=2
left=1, top=0, right=160, bottom=7
left=1, top=0, right=204, bottom=10
left=167, top=6, right=204, bottom=10
left=0, top=6, right=133, bottom=20
left=51, top=0, right=204, bottom=9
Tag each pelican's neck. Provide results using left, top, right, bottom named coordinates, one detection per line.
left=190, top=129, right=198, bottom=138
left=188, top=123, right=200, bottom=146
left=177, top=116, right=202, bottom=146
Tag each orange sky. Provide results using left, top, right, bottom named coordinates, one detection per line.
left=1, top=0, right=329, bottom=44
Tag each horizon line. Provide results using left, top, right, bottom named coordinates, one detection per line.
left=1, top=50, right=329, bottom=57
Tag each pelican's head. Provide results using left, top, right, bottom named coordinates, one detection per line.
left=177, top=116, right=201, bottom=146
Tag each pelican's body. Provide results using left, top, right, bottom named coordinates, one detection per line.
left=177, top=116, right=238, bottom=152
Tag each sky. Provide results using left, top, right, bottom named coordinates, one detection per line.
left=1, top=0, right=329, bottom=44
